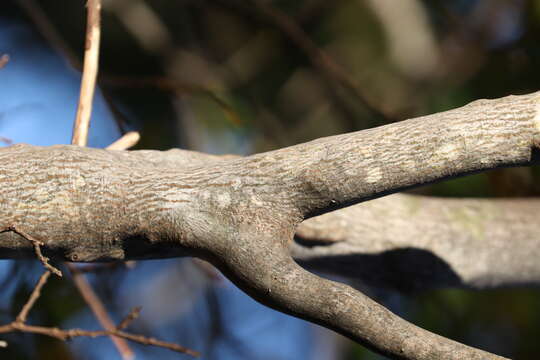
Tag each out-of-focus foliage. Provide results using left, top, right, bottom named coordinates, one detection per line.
left=2, top=0, right=540, bottom=359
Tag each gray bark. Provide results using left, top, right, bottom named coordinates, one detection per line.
left=2, top=91, right=540, bottom=359
left=295, top=193, right=540, bottom=291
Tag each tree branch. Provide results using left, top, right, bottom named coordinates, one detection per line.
left=72, top=0, right=102, bottom=146
left=212, top=227, right=505, bottom=360
left=278, top=92, right=540, bottom=217
left=295, top=193, right=540, bottom=291
left=2, top=91, right=539, bottom=359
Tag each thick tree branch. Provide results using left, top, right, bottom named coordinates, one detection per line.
left=278, top=92, right=540, bottom=217
left=295, top=193, right=540, bottom=291
left=212, top=227, right=505, bottom=360
left=2, top=92, right=539, bottom=359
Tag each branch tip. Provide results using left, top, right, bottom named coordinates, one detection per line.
left=106, top=131, right=141, bottom=150
left=1, top=226, right=62, bottom=277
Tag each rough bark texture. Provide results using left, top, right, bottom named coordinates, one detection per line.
left=2, top=91, right=540, bottom=359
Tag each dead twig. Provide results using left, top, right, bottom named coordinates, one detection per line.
left=0, top=227, right=62, bottom=277
left=16, top=271, right=51, bottom=323
left=106, top=131, right=141, bottom=150
left=117, top=306, right=142, bottom=330
left=67, top=263, right=135, bottom=359
left=72, top=0, right=102, bottom=146
left=0, top=271, right=199, bottom=357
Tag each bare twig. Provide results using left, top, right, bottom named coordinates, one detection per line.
left=0, top=227, right=62, bottom=277
left=0, top=271, right=199, bottom=357
left=0, top=54, right=9, bottom=69
left=72, top=0, right=102, bottom=146
left=117, top=307, right=142, bottom=330
left=67, top=263, right=135, bottom=360
left=107, top=131, right=141, bottom=150
left=16, top=271, right=51, bottom=323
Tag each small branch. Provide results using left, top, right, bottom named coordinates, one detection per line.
left=2, top=322, right=201, bottom=357
left=106, top=131, right=141, bottom=150
left=0, top=271, right=199, bottom=357
left=117, top=307, right=142, bottom=331
left=0, top=227, right=62, bottom=277
left=0, top=54, right=9, bottom=69
left=110, top=329, right=199, bottom=357
left=67, top=263, right=135, bottom=360
left=16, top=271, right=51, bottom=324
left=72, top=0, right=102, bottom=146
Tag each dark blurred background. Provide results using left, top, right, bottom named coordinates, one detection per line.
left=1, top=0, right=540, bottom=359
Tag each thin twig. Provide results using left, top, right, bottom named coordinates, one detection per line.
left=106, top=131, right=141, bottom=150
left=117, top=307, right=142, bottom=330
left=0, top=227, right=62, bottom=277
left=0, top=272, right=199, bottom=357
left=67, top=262, right=135, bottom=360
left=16, top=0, right=130, bottom=135
left=72, top=0, right=102, bottom=146
left=5, top=324, right=200, bottom=357
left=16, top=271, right=51, bottom=323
